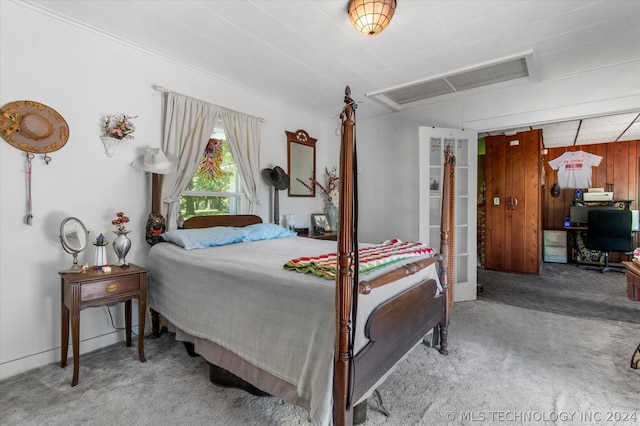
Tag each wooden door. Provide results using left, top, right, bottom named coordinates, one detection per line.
left=485, top=130, right=542, bottom=274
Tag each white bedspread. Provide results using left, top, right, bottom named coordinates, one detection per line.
left=147, top=236, right=440, bottom=425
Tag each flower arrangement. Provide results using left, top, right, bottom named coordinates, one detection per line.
left=298, top=166, right=339, bottom=205
left=102, top=114, right=136, bottom=140
left=111, top=212, right=130, bottom=232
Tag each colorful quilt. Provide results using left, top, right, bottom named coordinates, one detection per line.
left=283, top=238, right=434, bottom=280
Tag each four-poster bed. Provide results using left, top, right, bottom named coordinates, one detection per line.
left=146, top=87, right=454, bottom=425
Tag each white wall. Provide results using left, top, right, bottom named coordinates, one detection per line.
left=354, top=61, right=640, bottom=244
left=0, top=2, right=338, bottom=380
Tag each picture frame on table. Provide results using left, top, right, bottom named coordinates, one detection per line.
left=311, top=213, right=330, bottom=233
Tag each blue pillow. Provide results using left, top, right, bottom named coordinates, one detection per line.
left=161, top=226, right=243, bottom=250
left=239, top=223, right=297, bottom=242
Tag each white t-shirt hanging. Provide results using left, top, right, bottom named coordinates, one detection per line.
left=548, top=150, right=602, bottom=189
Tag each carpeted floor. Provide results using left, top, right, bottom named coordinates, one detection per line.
left=478, top=262, right=640, bottom=324
left=1, top=264, right=639, bottom=425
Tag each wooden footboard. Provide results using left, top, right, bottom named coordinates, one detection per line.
left=352, top=278, right=445, bottom=401
left=353, top=259, right=447, bottom=401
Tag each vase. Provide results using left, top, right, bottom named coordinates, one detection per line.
left=112, top=230, right=131, bottom=266
left=325, top=202, right=338, bottom=232
left=100, top=136, right=120, bottom=157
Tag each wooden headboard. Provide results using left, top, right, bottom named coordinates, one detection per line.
left=183, top=214, right=262, bottom=229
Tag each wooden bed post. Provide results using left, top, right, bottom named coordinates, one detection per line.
left=151, top=173, right=163, bottom=213
left=149, top=172, right=163, bottom=338
left=333, top=86, right=356, bottom=426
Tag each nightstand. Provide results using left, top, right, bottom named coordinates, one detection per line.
left=60, top=264, right=148, bottom=386
left=298, top=231, right=338, bottom=241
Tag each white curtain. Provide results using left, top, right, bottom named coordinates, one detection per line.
left=161, top=92, right=219, bottom=230
left=221, top=110, right=261, bottom=214
left=160, top=91, right=262, bottom=230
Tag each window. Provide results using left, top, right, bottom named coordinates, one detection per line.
left=180, top=125, right=245, bottom=220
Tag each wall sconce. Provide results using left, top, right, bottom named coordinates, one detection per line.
left=348, top=0, right=396, bottom=36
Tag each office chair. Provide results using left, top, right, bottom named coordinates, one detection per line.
left=585, top=209, right=633, bottom=273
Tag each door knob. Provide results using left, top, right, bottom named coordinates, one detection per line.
left=507, top=196, right=518, bottom=210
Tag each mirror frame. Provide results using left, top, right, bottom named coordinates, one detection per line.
left=286, top=129, right=317, bottom=197
left=59, top=217, right=88, bottom=271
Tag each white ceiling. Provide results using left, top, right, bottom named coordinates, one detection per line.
left=481, top=111, right=640, bottom=148
left=20, top=0, right=640, bottom=146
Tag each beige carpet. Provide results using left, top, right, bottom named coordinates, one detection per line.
left=1, top=297, right=638, bottom=425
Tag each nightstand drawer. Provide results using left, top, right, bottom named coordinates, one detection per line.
left=81, top=275, right=140, bottom=302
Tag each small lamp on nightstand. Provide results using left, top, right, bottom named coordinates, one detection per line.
left=92, top=234, right=108, bottom=270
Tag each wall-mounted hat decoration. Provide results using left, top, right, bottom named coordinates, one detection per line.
left=265, top=166, right=290, bottom=190
left=0, top=100, right=70, bottom=225
left=0, top=100, right=69, bottom=159
left=263, top=166, right=290, bottom=225
left=132, top=148, right=178, bottom=175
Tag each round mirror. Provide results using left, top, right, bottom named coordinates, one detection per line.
left=59, top=217, right=88, bottom=272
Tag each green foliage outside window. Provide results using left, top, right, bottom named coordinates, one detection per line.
left=180, top=139, right=242, bottom=219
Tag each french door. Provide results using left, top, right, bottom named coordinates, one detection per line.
left=419, top=127, right=478, bottom=302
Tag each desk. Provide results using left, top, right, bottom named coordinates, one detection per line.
left=623, top=261, right=640, bottom=369
left=60, top=264, right=148, bottom=386
left=565, top=200, right=635, bottom=264
left=565, top=225, right=637, bottom=265
left=564, top=227, right=603, bottom=265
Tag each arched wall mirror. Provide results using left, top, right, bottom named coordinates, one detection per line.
left=287, top=129, right=317, bottom=197
left=59, top=217, right=88, bottom=272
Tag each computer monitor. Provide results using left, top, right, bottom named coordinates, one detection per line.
left=569, top=206, right=622, bottom=226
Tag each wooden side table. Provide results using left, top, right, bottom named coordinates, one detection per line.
left=60, top=264, right=148, bottom=386
left=623, top=261, right=640, bottom=369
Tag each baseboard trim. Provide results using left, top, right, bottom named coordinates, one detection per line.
left=0, top=326, right=143, bottom=381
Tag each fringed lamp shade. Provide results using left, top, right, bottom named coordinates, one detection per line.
left=348, top=0, right=396, bottom=36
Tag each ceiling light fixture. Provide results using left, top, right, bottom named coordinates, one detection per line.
left=348, top=0, right=396, bottom=36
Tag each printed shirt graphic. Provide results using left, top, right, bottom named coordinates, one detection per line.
left=548, top=150, right=602, bottom=189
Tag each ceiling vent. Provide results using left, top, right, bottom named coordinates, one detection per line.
left=368, top=52, right=535, bottom=111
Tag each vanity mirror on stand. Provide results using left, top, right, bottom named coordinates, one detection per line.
left=286, top=129, right=317, bottom=197
left=59, top=217, right=88, bottom=273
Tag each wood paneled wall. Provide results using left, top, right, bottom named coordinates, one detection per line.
left=543, top=140, right=640, bottom=230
